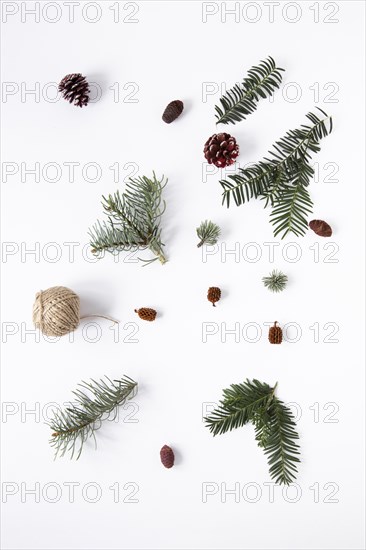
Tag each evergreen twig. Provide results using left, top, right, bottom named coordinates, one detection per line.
left=48, top=375, right=138, bottom=459
left=262, top=269, right=288, bottom=293
left=215, top=56, right=284, bottom=125
left=220, top=108, right=333, bottom=238
left=89, top=173, right=167, bottom=265
left=204, top=379, right=300, bottom=485
left=196, top=220, right=221, bottom=247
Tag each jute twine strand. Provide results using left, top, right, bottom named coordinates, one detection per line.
left=33, top=286, right=118, bottom=337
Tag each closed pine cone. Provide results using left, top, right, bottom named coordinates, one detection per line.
left=268, top=321, right=282, bottom=344
left=162, top=100, right=184, bottom=123
left=135, top=307, right=157, bottom=321
left=207, top=287, right=221, bottom=307
left=309, top=219, right=332, bottom=237
left=160, top=445, right=174, bottom=468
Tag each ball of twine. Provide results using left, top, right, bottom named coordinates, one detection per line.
left=33, top=286, right=118, bottom=337
left=33, top=286, right=80, bottom=337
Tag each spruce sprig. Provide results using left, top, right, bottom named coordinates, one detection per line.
left=220, top=108, right=333, bottom=238
left=205, top=379, right=300, bottom=485
left=89, top=173, right=167, bottom=265
left=262, top=269, right=288, bottom=293
left=196, top=220, right=221, bottom=247
left=48, top=375, right=138, bottom=459
left=215, top=56, right=284, bottom=125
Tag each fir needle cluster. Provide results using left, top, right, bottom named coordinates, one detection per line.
left=262, top=269, right=288, bottom=293
left=196, top=220, right=221, bottom=247
left=205, top=379, right=300, bottom=485
left=48, top=376, right=138, bottom=459
left=89, top=173, right=167, bottom=265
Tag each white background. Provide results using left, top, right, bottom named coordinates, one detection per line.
left=1, top=1, right=365, bottom=549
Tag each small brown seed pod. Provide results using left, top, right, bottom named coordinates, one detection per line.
left=207, top=287, right=221, bottom=307
left=162, top=100, right=184, bottom=123
left=134, top=308, right=157, bottom=321
left=309, top=219, right=332, bottom=237
left=268, top=321, right=283, bottom=344
left=160, top=445, right=174, bottom=468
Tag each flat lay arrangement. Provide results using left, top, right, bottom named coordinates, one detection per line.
left=30, top=56, right=335, bottom=485
left=5, top=4, right=366, bottom=549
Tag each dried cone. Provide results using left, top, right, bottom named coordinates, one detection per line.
left=309, top=219, right=332, bottom=237
left=204, top=133, right=239, bottom=168
left=135, top=308, right=157, bottom=322
left=162, top=100, right=184, bottom=123
left=207, top=287, right=221, bottom=307
left=59, top=73, right=90, bottom=107
left=268, top=321, right=283, bottom=344
left=160, top=445, right=174, bottom=468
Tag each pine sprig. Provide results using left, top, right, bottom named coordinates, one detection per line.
left=205, top=379, right=275, bottom=436
left=264, top=397, right=300, bottom=485
left=196, top=220, right=221, bottom=247
left=204, top=379, right=300, bottom=485
left=215, top=56, right=284, bottom=125
left=220, top=108, right=333, bottom=238
left=89, top=173, right=167, bottom=265
left=262, top=269, right=288, bottom=293
left=48, top=375, right=138, bottom=459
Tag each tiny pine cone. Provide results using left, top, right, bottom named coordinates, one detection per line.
left=268, top=322, right=283, bottom=344
left=135, top=308, right=157, bottom=321
left=58, top=73, right=89, bottom=108
left=309, top=219, right=332, bottom=237
left=162, top=100, right=184, bottom=123
left=160, top=445, right=175, bottom=468
left=207, top=287, right=221, bottom=307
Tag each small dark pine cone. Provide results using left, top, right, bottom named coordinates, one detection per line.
left=134, top=308, right=157, bottom=321
left=207, top=287, right=221, bottom=307
left=268, top=321, right=283, bottom=344
left=162, top=100, right=184, bottom=123
left=309, top=219, right=332, bottom=237
left=160, top=445, right=174, bottom=468
left=59, top=73, right=90, bottom=108
left=204, top=133, right=239, bottom=168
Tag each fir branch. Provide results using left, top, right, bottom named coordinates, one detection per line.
left=270, top=178, right=314, bottom=238
left=89, top=173, right=167, bottom=265
left=48, top=375, right=138, bottom=459
left=204, top=379, right=300, bottom=485
left=215, top=56, right=284, bottom=125
left=220, top=108, right=332, bottom=238
left=263, top=397, right=300, bottom=485
left=262, top=269, right=288, bottom=293
left=196, top=220, right=221, bottom=247
left=204, top=379, right=276, bottom=437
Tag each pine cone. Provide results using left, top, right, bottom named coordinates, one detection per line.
left=59, top=73, right=90, bottom=107
left=162, top=100, right=184, bottom=123
left=135, top=308, right=157, bottom=321
left=309, top=219, right=332, bottom=237
left=268, top=321, right=283, bottom=344
left=207, top=287, right=221, bottom=307
left=160, top=445, right=174, bottom=468
left=204, top=133, right=239, bottom=168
